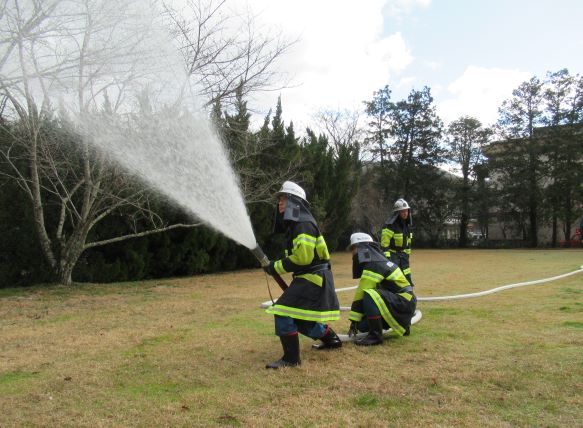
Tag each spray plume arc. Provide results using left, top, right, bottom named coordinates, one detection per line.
left=250, top=245, right=288, bottom=291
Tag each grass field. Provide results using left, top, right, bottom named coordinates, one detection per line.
left=1, top=249, right=582, bottom=427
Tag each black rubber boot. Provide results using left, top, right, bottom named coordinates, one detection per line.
left=355, top=317, right=384, bottom=346
left=312, top=327, right=343, bottom=350
left=266, top=334, right=301, bottom=369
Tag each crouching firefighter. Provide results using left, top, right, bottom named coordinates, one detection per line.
left=263, top=181, right=342, bottom=369
left=381, top=198, right=414, bottom=286
left=347, top=233, right=416, bottom=346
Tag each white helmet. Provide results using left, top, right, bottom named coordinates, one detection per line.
left=349, top=232, right=374, bottom=248
left=277, top=181, right=307, bottom=201
left=393, top=198, right=410, bottom=212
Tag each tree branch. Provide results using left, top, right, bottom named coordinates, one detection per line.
left=84, top=222, right=203, bottom=249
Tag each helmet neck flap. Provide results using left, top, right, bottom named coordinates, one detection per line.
left=352, top=241, right=386, bottom=279
left=385, top=210, right=413, bottom=227
left=274, top=194, right=317, bottom=233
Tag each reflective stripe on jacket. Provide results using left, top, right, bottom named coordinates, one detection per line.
left=273, top=222, right=330, bottom=286
left=381, top=221, right=412, bottom=255
left=349, top=260, right=412, bottom=322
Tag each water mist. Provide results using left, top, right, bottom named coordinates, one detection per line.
left=71, top=3, right=261, bottom=252
left=81, top=105, right=258, bottom=251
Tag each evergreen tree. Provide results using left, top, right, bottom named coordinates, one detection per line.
left=224, top=84, right=258, bottom=190
left=285, top=121, right=298, bottom=152
left=363, top=85, right=392, bottom=167
left=495, top=76, right=545, bottom=246
left=252, top=98, right=301, bottom=258
left=324, top=142, right=360, bottom=249
left=543, top=69, right=573, bottom=245
left=299, top=129, right=334, bottom=225
left=473, top=163, right=492, bottom=240
left=388, top=86, right=444, bottom=200
left=542, top=70, right=583, bottom=243
left=210, top=99, right=225, bottom=137
left=413, top=167, right=457, bottom=247
left=224, top=86, right=251, bottom=151
left=446, top=116, right=491, bottom=247
left=271, top=96, right=286, bottom=145
left=297, top=128, right=360, bottom=250
left=363, top=86, right=393, bottom=204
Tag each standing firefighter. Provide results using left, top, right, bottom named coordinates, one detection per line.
left=381, top=198, right=414, bottom=286
left=347, top=233, right=416, bottom=346
left=263, top=181, right=341, bottom=369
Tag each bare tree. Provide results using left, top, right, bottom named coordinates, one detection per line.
left=314, top=108, right=364, bottom=157
left=163, top=0, right=300, bottom=206
left=0, top=0, right=203, bottom=285
left=215, top=86, right=298, bottom=206
left=350, top=167, right=387, bottom=239
left=230, top=138, right=296, bottom=205
left=163, top=0, right=295, bottom=108
left=1, top=0, right=295, bottom=285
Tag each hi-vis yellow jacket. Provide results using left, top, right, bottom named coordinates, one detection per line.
left=349, top=259, right=414, bottom=336
left=272, top=221, right=331, bottom=285
left=266, top=221, right=340, bottom=322
left=381, top=219, right=412, bottom=256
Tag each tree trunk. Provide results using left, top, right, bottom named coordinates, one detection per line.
left=29, top=126, right=58, bottom=270
left=528, top=147, right=538, bottom=247
left=459, top=213, right=468, bottom=248
left=529, top=204, right=538, bottom=247
left=458, top=177, right=470, bottom=248
left=563, top=195, right=573, bottom=241
left=55, top=227, right=89, bottom=286
left=57, top=261, right=75, bottom=286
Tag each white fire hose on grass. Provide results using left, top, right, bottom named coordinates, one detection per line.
left=259, top=265, right=583, bottom=342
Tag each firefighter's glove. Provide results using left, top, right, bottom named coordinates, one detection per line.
left=348, top=321, right=359, bottom=338
left=263, top=261, right=277, bottom=276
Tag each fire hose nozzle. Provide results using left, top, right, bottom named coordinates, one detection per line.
left=250, top=245, right=270, bottom=267
left=250, top=244, right=288, bottom=291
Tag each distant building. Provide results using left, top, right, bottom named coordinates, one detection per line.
left=484, top=123, right=583, bottom=246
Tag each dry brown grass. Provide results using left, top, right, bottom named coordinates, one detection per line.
left=1, top=249, right=582, bottom=427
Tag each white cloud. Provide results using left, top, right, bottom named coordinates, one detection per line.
left=437, top=66, right=532, bottom=126
left=395, top=76, right=417, bottom=90
left=383, top=0, right=432, bottom=18
left=423, top=60, right=441, bottom=71
left=242, top=0, right=414, bottom=129
left=368, top=32, right=413, bottom=73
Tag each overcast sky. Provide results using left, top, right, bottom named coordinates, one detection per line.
left=239, top=0, right=583, bottom=131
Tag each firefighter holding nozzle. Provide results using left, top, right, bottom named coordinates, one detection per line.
left=348, top=233, right=416, bottom=346
left=263, top=181, right=342, bottom=369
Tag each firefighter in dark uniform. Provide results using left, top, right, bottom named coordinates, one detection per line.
left=347, top=233, right=416, bottom=346
left=381, top=198, right=414, bottom=286
left=263, top=181, right=342, bottom=369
